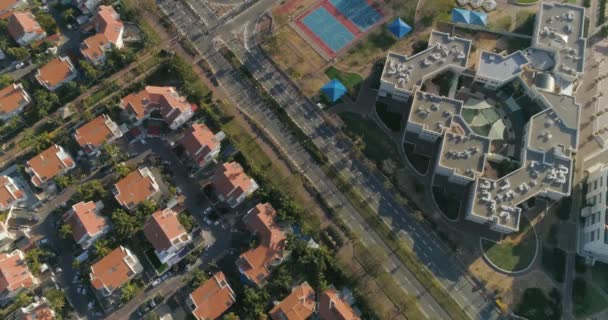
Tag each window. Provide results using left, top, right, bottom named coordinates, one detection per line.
left=595, top=180, right=598, bottom=190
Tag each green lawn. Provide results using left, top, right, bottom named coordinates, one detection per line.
left=338, top=112, right=398, bottom=163
left=324, top=66, right=363, bottom=97
left=481, top=218, right=537, bottom=271
left=516, top=0, right=539, bottom=3
left=573, top=277, right=608, bottom=318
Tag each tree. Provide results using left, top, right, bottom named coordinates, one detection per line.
left=35, top=13, right=57, bottom=34
left=26, top=248, right=52, bottom=274
left=54, top=174, right=72, bottom=190
left=143, top=313, right=160, bottom=320
left=93, top=239, right=111, bottom=257
left=120, top=281, right=139, bottom=302
left=61, top=8, right=75, bottom=23
left=76, top=180, right=107, bottom=201
left=189, top=268, right=207, bottom=289
left=6, top=47, right=29, bottom=60
left=266, top=265, right=292, bottom=296
left=101, top=143, right=123, bottom=165
left=79, top=60, right=100, bottom=82
left=240, top=286, right=269, bottom=319
left=0, top=74, right=12, bottom=89
left=15, top=292, right=32, bottom=307
left=112, top=209, right=139, bottom=238
left=44, top=289, right=66, bottom=311
left=135, top=200, right=157, bottom=222
left=59, top=223, right=72, bottom=239
left=223, top=313, right=239, bottom=320
left=114, top=163, right=131, bottom=178
left=178, top=212, right=195, bottom=232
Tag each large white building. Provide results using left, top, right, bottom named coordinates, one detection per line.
left=581, top=165, right=608, bottom=265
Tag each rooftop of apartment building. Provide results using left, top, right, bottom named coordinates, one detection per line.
left=409, top=91, right=462, bottom=135
left=438, top=132, right=490, bottom=179
left=381, top=31, right=471, bottom=93
left=477, top=51, right=529, bottom=81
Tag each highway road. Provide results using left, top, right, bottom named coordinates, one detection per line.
left=157, top=0, right=503, bottom=319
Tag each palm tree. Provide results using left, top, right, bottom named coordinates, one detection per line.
left=62, top=8, right=75, bottom=22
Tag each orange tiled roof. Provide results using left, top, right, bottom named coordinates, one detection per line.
left=120, top=86, right=194, bottom=124
left=212, top=162, right=254, bottom=201
left=190, top=271, right=235, bottom=320
left=89, top=246, right=136, bottom=292
left=65, top=201, right=107, bottom=244
left=318, top=288, right=360, bottom=320
left=143, top=208, right=188, bottom=252
left=238, top=203, right=286, bottom=285
left=269, top=282, right=316, bottom=320
left=7, top=11, right=44, bottom=41
left=0, top=250, right=36, bottom=293
left=19, top=300, right=55, bottom=320
left=81, top=33, right=110, bottom=61
left=94, top=5, right=123, bottom=44
left=26, top=144, right=74, bottom=187
left=0, top=176, right=24, bottom=208
left=74, top=115, right=118, bottom=152
left=114, top=168, right=158, bottom=208
left=0, top=83, right=29, bottom=115
left=181, top=123, right=220, bottom=167
left=36, top=57, right=75, bottom=89
left=0, top=0, right=20, bottom=13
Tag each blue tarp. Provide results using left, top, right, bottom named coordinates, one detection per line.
left=451, top=8, right=487, bottom=26
left=388, top=18, right=412, bottom=38
left=321, top=79, right=347, bottom=102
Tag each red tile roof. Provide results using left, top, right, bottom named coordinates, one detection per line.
left=0, top=83, right=29, bottom=116
left=318, top=288, right=360, bottom=320
left=113, top=167, right=158, bottom=209
left=143, top=208, right=188, bottom=252
left=0, top=250, right=36, bottom=294
left=74, top=115, right=120, bottom=153
left=35, top=57, right=76, bottom=90
left=269, top=282, right=316, bottom=320
left=120, top=86, right=194, bottom=125
left=238, top=203, right=286, bottom=285
left=190, top=272, right=235, bottom=320
left=81, top=5, right=123, bottom=62
left=64, top=201, right=107, bottom=244
left=18, top=299, right=55, bottom=320
left=0, top=175, right=24, bottom=209
left=90, top=246, right=139, bottom=293
left=181, top=123, right=221, bottom=167
left=0, top=0, right=21, bottom=13
left=7, top=11, right=44, bottom=42
left=26, top=144, right=74, bottom=187
left=212, top=162, right=255, bottom=202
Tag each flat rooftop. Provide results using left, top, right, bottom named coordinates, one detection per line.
left=381, top=31, right=471, bottom=93
left=527, top=102, right=578, bottom=155
left=534, top=3, right=586, bottom=77
left=477, top=51, right=529, bottom=81
left=438, top=132, right=490, bottom=179
left=409, top=91, right=462, bottom=135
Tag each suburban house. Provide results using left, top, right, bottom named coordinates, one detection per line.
left=0, top=250, right=39, bottom=303
left=0, top=0, right=27, bottom=16
left=74, top=114, right=123, bottom=156
left=269, top=282, right=316, bottom=320
left=0, top=221, right=15, bottom=252
left=113, top=167, right=160, bottom=209
left=318, top=287, right=360, bottom=320
left=211, top=162, right=259, bottom=208
left=63, top=201, right=109, bottom=249
left=143, top=208, right=191, bottom=266
left=80, top=5, right=124, bottom=66
left=0, top=83, right=30, bottom=121
left=73, top=0, right=102, bottom=14
left=35, top=56, right=78, bottom=91
left=7, top=11, right=46, bottom=46
left=89, top=246, right=143, bottom=298
left=236, top=203, right=287, bottom=287
left=119, top=86, right=195, bottom=130
left=180, top=123, right=225, bottom=168
left=25, top=144, right=75, bottom=189
left=0, top=175, right=25, bottom=211
left=187, top=271, right=236, bottom=320
left=7, top=297, right=55, bottom=320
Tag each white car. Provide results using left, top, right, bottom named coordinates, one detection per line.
left=204, top=207, right=213, bottom=214
left=151, top=278, right=162, bottom=287
left=213, top=220, right=220, bottom=226
left=204, top=218, right=212, bottom=225
left=15, top=62, right=24, bottom=69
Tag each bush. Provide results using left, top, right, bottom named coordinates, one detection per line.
left=515, top=287, right=561, bottom=320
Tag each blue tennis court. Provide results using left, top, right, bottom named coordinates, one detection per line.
left=329, top=0, right=383, bottom=31
left=301, top=7, right=355, bottom=53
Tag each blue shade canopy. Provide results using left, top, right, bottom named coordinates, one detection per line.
left=321, top=79, right=347, bottom=102
left=470, top=10, right=488, bottom=26
left=452, top=8, right=471, bottom=24
left=388, top=18, right=412, bottom=38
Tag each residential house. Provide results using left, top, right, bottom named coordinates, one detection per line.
left=143, top=208, right=191, bottom=265
left=63, top=201, right=109, bottom=249
left=35, top=56, right=77, bottom=91
left=187, top=271, right=236, bottom=320
left=7, top=297, right=55, bottom=320
left=89, top=246, right=143, bottom=297
left=211, top=162, right=258, bottom=208
left=119, top=86, right=195, bottom=130
left=0, top=175, right=25, bottom=211
left=0, top=83, right=30, bottom=121
left=7, top=11, right=46, bottom=46
left=74, top=114, right=123, bottom=156
left=269, top=282, right=316, bottom=320
left=0, top=250, right=39, bottom=303
left=73, top=0, right=102, bottom=14
left=236, top=203, right=287, bottom=286
left=0, top=221, right=14, bottom=252
left=318, top=287, right=360, bottom=320
left=180, top=123, right=224, bottom=168
left=25, top=144, right=75, bottom=189
left=113, top=167, right=159, bottom=209
left=0, top=0, right=27, bottom=16
left=80, top=5, right=124, bottom=66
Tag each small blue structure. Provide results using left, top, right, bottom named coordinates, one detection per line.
left=321, top=79, right=347, bottom=102
left=388, top=18, right=412, bottom=38
left=451, top=8, right=487, bottom=26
